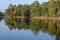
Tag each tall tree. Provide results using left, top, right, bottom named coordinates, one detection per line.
left=30, top=1, right=41, bottom=16
left=41, top=2, right=48, bottom=16
left=48, top=0, right=57, bottom=17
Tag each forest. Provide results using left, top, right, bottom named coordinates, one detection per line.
left=4, top=0, right=60, bottom=18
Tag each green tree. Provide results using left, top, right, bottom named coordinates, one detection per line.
left=41, top=2, right=48, bottom=16
left=5, top=4, right=17, bottom=17
left=48, top=0, right=57, bottom=17
left=15, top=4, right=22, bottom=16
left=30, top=1, right=41, bottom=16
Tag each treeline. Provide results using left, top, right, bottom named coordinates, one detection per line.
left=5, top=0, right=60, bottom=17
left=0, top=11, right=4, bottom=16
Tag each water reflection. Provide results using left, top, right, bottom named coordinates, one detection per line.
left=4, top=18, right=56, bottom=34
left=0, top=17, right=4, bottom=21
left=56, top=21, right=60, bottom=40
left=4, top=17, right=60, bottom=40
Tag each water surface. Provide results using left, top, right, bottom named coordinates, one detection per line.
left=0, top=18, right=59, bottom=40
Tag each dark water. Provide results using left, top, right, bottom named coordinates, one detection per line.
left=0, top=17, right=60, bottom=40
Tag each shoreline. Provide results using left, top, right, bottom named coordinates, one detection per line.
left=4, top=16, right=60, bottom=20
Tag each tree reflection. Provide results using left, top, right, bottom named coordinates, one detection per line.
left=56, top=20, right=60, bottom=40
left=4, top=18, right=60, bottom=40
left=4, top=18, right=57, bottom=34
left=0, top=17, right=4, bottom=21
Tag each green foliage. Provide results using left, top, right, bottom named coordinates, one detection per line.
left=48, top=1, right=57, bottom=16
left=41, top=2, right=48, bottom=16
left=5, top=0, right=60, bottom=17
left=30, top=1, right=41, bottom=16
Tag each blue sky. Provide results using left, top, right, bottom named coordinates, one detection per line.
left=0, top=0, right=48, bottom=12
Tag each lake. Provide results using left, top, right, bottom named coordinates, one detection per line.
left=0, top=17, right=59, bottom=40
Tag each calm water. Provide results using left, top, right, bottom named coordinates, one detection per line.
left=0, top=17, right=59, bottom=40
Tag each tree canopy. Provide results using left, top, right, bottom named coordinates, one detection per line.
left=5, top=0, right=60, bottom=17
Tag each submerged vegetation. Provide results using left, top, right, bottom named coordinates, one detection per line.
left=5, top=0, right=60, bottom=18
